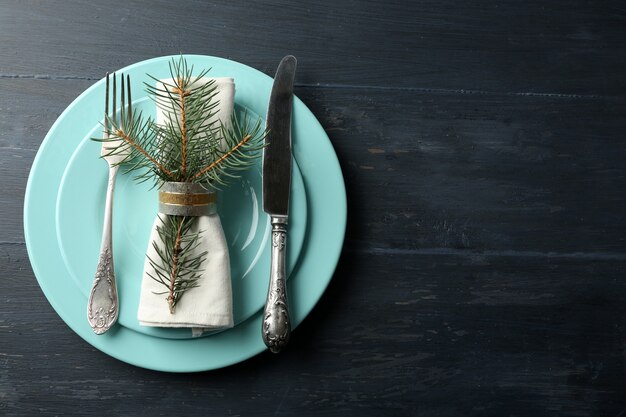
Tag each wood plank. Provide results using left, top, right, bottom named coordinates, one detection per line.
left=0, top=79, right=93, bottom=151
left=0, top=79, right=94, bottom=242
left=0, top=148, right=33, bottom=242
left=2, top=242, right=625, bottom=416
left=1, top=0, right=625, bottom=95
left=301, top=86, right=626, bottom=254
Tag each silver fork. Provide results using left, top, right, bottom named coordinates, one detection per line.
left=87, top=73, right=132, bottom=334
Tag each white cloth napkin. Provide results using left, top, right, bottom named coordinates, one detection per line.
left=137, top=77, right=235, bottom=332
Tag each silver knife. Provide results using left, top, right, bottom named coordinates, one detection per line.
left=262, top=55, right=297, bottom=353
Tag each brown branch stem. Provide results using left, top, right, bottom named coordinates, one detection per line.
left=173, top=80, right=190, bottom=178
left=115, top=129, right=174, bottom=178
left=191, top=134, right=252, bottom=181
left=167, top=217, right=185, bottom=314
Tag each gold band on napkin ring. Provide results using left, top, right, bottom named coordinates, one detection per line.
left=158, top=182, right=217, bottom=216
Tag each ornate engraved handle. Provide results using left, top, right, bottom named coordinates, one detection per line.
left=87, top=165, right=119, bottom=334
left=262, top=217, right=291, bottom=353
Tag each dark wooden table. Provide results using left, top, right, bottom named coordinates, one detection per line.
left=2, top=1, right=626, bottom=415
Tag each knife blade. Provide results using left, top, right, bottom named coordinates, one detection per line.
left=262, top=55, right=297, bottom=353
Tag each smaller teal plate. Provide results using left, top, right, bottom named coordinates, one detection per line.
left=55, top=97, right=307, bottom=339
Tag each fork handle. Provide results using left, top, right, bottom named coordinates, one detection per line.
left=87, top=165, right=119, bottom=334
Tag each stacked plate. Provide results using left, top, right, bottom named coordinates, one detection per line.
left=24, top=55, right=346, bottom=372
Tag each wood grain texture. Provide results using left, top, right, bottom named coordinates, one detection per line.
left=2, top=244, right=626, bottom=416
left=1, top=0, right=626, bottom=416
left=308, top=87, right=626, bottom=254
left=1, top=0, right=626, bottom=95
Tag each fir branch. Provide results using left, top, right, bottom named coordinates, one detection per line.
left=143, top=59, right=223, bottom=183
left=168, top=216, right=185, bottom=313
left=98, top=111, right=175, bottom=182
left=176, top=80, right=189, bottom=177
left=147, top=215, right=207, bottom=313
left=112, top=126, right=174, bottom=178
left=99, top=56, right=264, bottom=187
left=191, top=111, right=266, bottom=186
left=191, top=134, right=252, bottom=180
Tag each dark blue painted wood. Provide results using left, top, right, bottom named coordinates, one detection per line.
left=1, top=1, right=625, bottom=416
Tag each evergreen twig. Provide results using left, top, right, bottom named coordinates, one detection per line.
left=146, top=215, right=206, bottom=313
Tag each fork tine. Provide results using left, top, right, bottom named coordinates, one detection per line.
left=112, top=73, right=117, bottom=127
left=127, top=74, right=132, bottom=123
left=104, top=72, right=110, bottom=135
left=120, top=73, right=125, bottom=129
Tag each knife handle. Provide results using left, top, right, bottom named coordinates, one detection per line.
left=262, top=217, right=291, bottom=353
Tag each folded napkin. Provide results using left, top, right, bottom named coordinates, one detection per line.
left=137, top=77, right=235, bottom=333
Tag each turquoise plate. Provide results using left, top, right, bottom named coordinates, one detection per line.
left=24, top=55, right=347, bottom=372
left=55, top=98, right=308, bottom=340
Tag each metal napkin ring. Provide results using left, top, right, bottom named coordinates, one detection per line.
left=158, top=182, right=216, bottom=216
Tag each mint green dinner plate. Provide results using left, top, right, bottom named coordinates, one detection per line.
left=24, top=55, right=347, bottom=372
